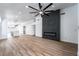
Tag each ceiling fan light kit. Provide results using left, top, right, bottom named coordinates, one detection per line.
left=39, top=11, right=43, bottom=14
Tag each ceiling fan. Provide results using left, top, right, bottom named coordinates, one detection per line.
left=26, top=3, right=54, bottom=17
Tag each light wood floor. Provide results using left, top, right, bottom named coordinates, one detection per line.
left=0, top=35, right=77, bottom=56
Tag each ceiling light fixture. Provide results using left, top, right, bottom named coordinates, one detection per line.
left=25, top=6, right=29, bottom=8
left=39, top=11, right=43, bottom=14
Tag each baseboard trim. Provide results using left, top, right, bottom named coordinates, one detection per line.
left=60, top=40, right=78, bottom=45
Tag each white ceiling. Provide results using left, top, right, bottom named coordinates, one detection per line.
left=0, top=3, right=76, bottom=23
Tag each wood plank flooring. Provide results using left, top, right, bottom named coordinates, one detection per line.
left=0, top=35, right=78, bottom=56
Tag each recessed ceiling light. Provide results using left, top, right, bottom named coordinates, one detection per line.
left=25, top=6, right=29, bottom=8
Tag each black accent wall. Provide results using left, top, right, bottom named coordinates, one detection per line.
left=42, top=10, right=60, bottom=41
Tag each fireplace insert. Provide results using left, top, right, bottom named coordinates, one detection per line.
left=43, top=32, right=58, bottom=41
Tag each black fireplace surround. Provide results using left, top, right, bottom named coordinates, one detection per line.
left=42, top=10, right=60, bottom=41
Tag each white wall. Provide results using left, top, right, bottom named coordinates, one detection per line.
left=0, top=17, right=1, bottom=35
left=18, top=25, right=23, bottom=35
left=60, top=4, right=78, bottom=44
left=0, top=23, right=1, bottom=35
left=35, top=16, right=42, bottom=37
left=2, top=19, right=7, bottom=38
left=77, top=4, right=79, bottom=56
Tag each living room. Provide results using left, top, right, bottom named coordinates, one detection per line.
left=0, top=3, right=78, bottom=56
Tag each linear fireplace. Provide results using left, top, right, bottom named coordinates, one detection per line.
left=43, top=32, right=57, bottom=40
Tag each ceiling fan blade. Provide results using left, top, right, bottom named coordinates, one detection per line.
left=60, top=13, right=65, bottom=15
left=44, top=13, right=49, bottom=16
left=39, top=3, right=42, bottom=9
left=45, top=10, right=52, bottom=14
left=45, top=10, right=53, bottom=12
left=29, top=12, right=37, bottom=14
left=28, top=6, right=39, bottom=11
left=45, top=12, right=51, bottom=14
left=43, top=3, right=53, bottom=11
left=35, top=13, right=39, bottom=17
left=45, top=14, right=49, bottom=16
